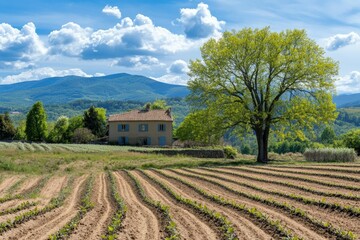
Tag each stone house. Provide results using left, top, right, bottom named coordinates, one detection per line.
left=108, top=108, right=173, bottom=146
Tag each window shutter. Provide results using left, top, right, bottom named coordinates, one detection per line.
left=125, top=124, right=129, bottom=132
left=125, top=136, right=129, bottom=144
left=118, top=137, right=124, bottom=145
left=147, top=137, right=151, bottom=145
left=163, top=124, right=166, bottom=131
left=118, top=124, right=121, bottom=132
left=145, top=124, right=148, bottom=132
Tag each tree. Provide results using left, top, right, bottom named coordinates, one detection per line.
left=188, top=27, right=338, bottom=163
left=65, top=115, right=84, bottom=142
left=25, top=101, right=48, bottom=141
left=320, top=126, right=336, bottom=144
left=342, top=129, right=360, bottom=155
left=143, top=99, right=169, bottom=110
left=83, top=106, right=107, bottom=138
left=0, top=112, right=16, bottom=140
left=72, top=128, right=95, bottom=143
left=48, top=116, right=69, bottom=143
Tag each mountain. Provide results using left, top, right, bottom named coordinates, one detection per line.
left=333, top=93, right=360, bottom=108
left=0, top=73, right=189, bottom=107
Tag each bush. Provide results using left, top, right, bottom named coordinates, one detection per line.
left=304, top=148, right=356, bottom=162
left=223, top=145, right=237, bottom=159
left=240, top=144, right=251, bottom=155
left=270, top=140, right=311, bottom=154
left=342, top=129, right=360, bottom=155
left=72, top=128, right=95, bottom=143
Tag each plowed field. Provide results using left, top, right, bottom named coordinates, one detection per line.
left=0, top=164, right=359, bottom=240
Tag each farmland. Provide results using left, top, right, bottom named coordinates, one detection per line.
left=0, top=145, right=358, bottom=240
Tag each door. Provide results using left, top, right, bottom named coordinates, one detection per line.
left=158, top=136, right=166, bottom=146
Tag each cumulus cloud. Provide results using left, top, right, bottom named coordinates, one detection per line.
left=152, top=74, right=189, bottom=85
left=168, top=59, right=189, bottom=74
left=0, top=67, right=95, bottom=84
left=81, top=14, right=190, bottom=59
left=113, top=56, right=162, bottom=69
left=48, top=22, right=92, bottom=56
left=0, top=22, right=47, bottom=69
left=177, top=2, right=225, bottom=39
left=326, top=32, right=360, bottom=51
left=102, top=5, right=121, bottom=19
left=335, top=71, right=360, bottom=94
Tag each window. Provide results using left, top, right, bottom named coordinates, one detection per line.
left=138, top=124, right=148, bottom=132
left=158, top=124, right=166, bottom=132
left=118, top=124, right=129, bottom=132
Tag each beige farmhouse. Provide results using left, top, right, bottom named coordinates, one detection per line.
left=108, top=109, right=173, bottom=146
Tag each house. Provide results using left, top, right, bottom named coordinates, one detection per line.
left=108, top=108, right=173, bottom=146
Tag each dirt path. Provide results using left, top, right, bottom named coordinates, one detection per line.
left=1, top=176, right=86, bottom=240
left=186, top=168, right=360, bottom=236
left=198, top=168, right=360, bottom=207
left=131, top=170, right=219, bottom=240
left=163, top=169, right=327, bottom=240
left=69, top=173, right=114, bottom=240
left=220, top=167, right=360, bottom=196
left=114, top=171, right=160, bottom=240
left=145, top=170, right=276, bottom=240
left=0, top=176, right=20, bottom=196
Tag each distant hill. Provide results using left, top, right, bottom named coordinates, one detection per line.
left=333, top=93, right=360, bottom=108
left=0, top=73, right=189, bottom=107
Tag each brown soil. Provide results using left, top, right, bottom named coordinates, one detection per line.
left=14, top=176, right=42, bottom=195
left=220, top=167, right=360, bottom=196
left=163, top=169, right=327, bottom=240
left=186, top=168, right=360, bottom=236
left=131, top=170, right=220, bottom=240
left=198, top=167, right=360, bottom=207
left=113, top=171, right=161, bottom=240
left=145, top=170, right=278, bottom=240
left=258, top=166, right=360, bottom=181
left=0, top=176, right=20, bottom=196
left=69, top=173, right=114, bottom=240
left=1, top=176, right=86, bottom=240
left=40, top=176, right=67, bottom=200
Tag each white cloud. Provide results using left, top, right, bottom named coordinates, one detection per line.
left=0, top=22, right=47, bottom=69
left=81, top=14, right=191, bottom=59
left=335, top=71, right=360, bottom=94
left=102, top=5, right=121, bottom=19
left=325, top=32, right=360, bottom=51
left=48, top=22, right=92, bottom=56
left=168, top=59, right=189, bottom=74
left=177, top=2, right=225, bottom=39
left=152, top=74, right=189, bottom=85
left=113, top=56, right=163, bottom=69
left=0, top=67, right=94, bottom=84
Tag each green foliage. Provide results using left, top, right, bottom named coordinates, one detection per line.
left=240, top=144, right=251, bottom=154
left=223, top=146, right=237, bottom=159
left=304, top=148, right=357, bottom=162
left=143, top=99, right=169, bottom=110
left=25, top=101, right=48, bottom=141
left=0, top=112, right=16, bottom=140
left=83, top=106, right=107, bottom=138
left=187, top=27, right=338, bottom=163
left=72, top=128, right=95, bottom=143
left=176, top=109, right=224, bottom=145
left=342, top=129, right=360, bottom=154
left=64, top=115, right=84, bottom=142
left=48, top=116, right=69, bottom=143
left=14, top=120, right=27, bottom=140
left=321, top=126, right=336, bottom=144
left=270, top=140, right=311, bottom=154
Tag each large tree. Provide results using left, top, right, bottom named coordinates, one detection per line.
left=0, top=112, right=16, bottom=140
left=188, top=27, right=338, bottom=163
left=25, top=101, right=48, bottom=141
left=83, top=106, right=107, bottom=138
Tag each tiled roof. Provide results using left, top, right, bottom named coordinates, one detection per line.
left=108, top=109, right=173, bottom=122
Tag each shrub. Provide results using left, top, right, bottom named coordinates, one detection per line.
left=72, top=128, right=95, bottom=143
left=342, top=129, right=360, bottom=155
left=241, top=144, right=251, bottom=155
left=223, top=145, right=237, bottom=159
left=304, top=148, right=356, bottom=162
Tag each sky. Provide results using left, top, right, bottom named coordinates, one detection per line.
left=1, top=0, right=360, bottom=94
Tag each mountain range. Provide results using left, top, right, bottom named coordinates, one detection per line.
left=0, top=73, right=359, bottom=109
left=0, top=73, right=189, bottom=107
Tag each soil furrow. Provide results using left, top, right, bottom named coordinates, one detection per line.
left=145, top=170, right=287, bottom=240
left=221, top=167, right=360, bottom=195
left=0, top=176, right=20, bottom=196
left=200, top=167, right=360, bottom=207
left=267, top=165, right=360, bottom=174
left=185, top=168, right=360, bottom=236
left=69, top=173, right=114, bottom=240
left=1, top=176, right=85, bottom=240
left=39, top=176, right=67, bottom=199
left=163, top=169, right=328, bottom=240
left=131, top=170, right=219, bottom=240
left=114, top=171, right=160, bottom=240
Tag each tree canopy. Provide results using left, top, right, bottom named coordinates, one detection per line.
left=25, top=101, right=48, bottom=141
left=187, top=27, right=339, bottom=163
left=83, top=106, right=107, bottom=138
left=0, top=112, right=16, bottom=140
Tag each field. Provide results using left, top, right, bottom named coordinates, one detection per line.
left=0, top=166, right=359, bottom=239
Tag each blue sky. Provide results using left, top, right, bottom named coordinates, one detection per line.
left=1, top=0, right=360, bottom=94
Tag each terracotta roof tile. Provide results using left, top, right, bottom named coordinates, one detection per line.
left=108, top=109, right=173, bottom=122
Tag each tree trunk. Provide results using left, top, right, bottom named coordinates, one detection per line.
left=255, top=126, right=270, bottom=163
